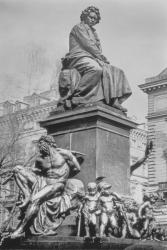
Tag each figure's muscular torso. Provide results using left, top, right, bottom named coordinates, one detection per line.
left=35, top=149, right=70, bottom=184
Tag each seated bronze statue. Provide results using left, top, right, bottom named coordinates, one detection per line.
left=58, top=6, right=132, bottom=112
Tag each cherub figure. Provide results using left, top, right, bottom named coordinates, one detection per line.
left=98, top=182, right=121, bottom=237
left=81, top=182, right=100, bottom=237
left=124, top=201, right=140, bottom=239
left=138, top=193, right=163, bottom=239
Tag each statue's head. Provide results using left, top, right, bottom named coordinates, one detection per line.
left=87, top=182, right=97, bottom=195
left=149, top=193, right=156, bottom=204
left=80, top=6, right=101, bottom=27
left=143, top=193, right=150, bottom=202
left=143, top=193, right=156, bottom=204
left=98, top=181, right=112, bottom=195
left=126, top=200, right=138, bottom=212
left=38, top=135, right=57, bottom=155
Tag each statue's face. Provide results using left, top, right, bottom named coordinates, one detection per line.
left=150, top=197, right=155, bottom=204
left=38, top=139, right=50, bottom=156
left=85, top=11, right=98, bottom=27
left=87, top=182, right=97, bottom=195
left=89, top=187, right=97, bottom=195
left=102, top=188, right=110, bottom=196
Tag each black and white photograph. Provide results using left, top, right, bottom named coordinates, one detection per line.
left=0, top=0, right=167, bottom=249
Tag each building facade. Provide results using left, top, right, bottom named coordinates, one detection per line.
left=139, top=68, right=167, bottom=196
left=139, top=69, right=167, bottom=227
left=130, top=125, right=148, bottom=204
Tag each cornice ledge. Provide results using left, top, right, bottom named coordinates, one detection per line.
left=146, top=111, right=167, bottom=120
left=139, top=81, right=167, bottom=93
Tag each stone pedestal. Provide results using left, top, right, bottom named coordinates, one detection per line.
left=40, top=103, right=137, bottom=194
left=2, top=236, right=167, bottom=250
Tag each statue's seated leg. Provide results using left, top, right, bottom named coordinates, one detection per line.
left=11, top=182, right=65, bottom=238
left=11, top=199, right=40, bottom=239
left=69, top=58, right=103, bottom=107
left=59, top=57, right=103, bottom=109
left=13, top=165, right=36, bottom=209
left=31, top=182, right=64, bottom=203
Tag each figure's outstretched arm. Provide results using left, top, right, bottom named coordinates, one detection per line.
left=57, top=148, right=81, bottom=173
left=111, top=191, right=122, bottom=201
left=130, top=141, right=153, bottom=175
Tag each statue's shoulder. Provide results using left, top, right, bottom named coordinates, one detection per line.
left=71, top=22, right=87, bottom=33
left=56, top=147, right=70, bottom=155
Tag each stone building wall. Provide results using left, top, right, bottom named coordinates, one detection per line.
left=139, top=68, right=167, bottom=195
left=130, top=126, right=148, bottom=204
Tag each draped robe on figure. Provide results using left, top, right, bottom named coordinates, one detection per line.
left=63, top=22, right=132, bottom=106
left=18, top=148, right=85, bottom=235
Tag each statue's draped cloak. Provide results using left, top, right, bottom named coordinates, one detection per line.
left=29, top=176, right=84, bottom=235
left=29, top=176, right=70, bottom=234
left=64, top=22, right=132, bottom=104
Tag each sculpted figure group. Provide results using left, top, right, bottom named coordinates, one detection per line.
left=79, top=181, right=164, bottom=241
left=1, top=135, right=165, bottom=242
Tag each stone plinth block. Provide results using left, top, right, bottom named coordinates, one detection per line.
left=40, top=103, right=137, bottom=194
left=2, top=236, right=167, bottom=250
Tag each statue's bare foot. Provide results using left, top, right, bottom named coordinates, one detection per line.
left=10, top=229, right=25, bottom=239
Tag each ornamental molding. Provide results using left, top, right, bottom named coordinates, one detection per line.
left=139, top=80, right=167, bottom=94
left=139, top=68, right=167, bottom=94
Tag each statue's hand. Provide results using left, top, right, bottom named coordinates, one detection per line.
left=32, top=168, right=41, bottom=174
left=100, top=55, right=110, bottom=64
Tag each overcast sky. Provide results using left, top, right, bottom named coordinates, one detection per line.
left=0, top=0, right=167, bottom=122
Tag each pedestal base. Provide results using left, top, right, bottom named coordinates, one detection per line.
left=40, top=103, right=137, bottom=194
left=2, top=236, right=167, bottom=250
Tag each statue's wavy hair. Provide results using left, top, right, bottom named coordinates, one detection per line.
left=80, top=6, right=101, bottom=24
left=38, top=135, right=57, bottom=148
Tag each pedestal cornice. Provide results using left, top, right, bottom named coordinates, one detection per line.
left=40, top=103, right=137, bottom=131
